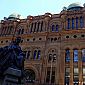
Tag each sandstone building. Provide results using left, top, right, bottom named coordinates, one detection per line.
left=0, top=3, right=85, bottom=85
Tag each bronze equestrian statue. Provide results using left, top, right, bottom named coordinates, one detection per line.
left=0, top=37, right=25, bottom=84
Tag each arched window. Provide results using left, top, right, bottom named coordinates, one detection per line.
left=33, top=50, right=37, bottom=59
left=67, top=18, right=70, bottom=29
left=18, top=29, right=21, bottom=35
left=26, top=51, right=31, bottom=59
left=80, top=16, right=84, bottom=28
left=40, top=21, right=43, bottom=32
left=56, top=25, right=58, bottom=32
left=30, top=23, right=33, bottom=33
left=73, top=49, right=78, bottom=62
left=52, top=25, right=55, bottom=32
left=82, top=49, right=85, bottom=62
left=25, top=69, right=35, bottom=83
left=23, top=51, right=27, bottom=58
left=48, top=50, right=57, bottom=62
left=76, top=17, right=78, bottom=29
left=65, top=49, right=70, bottom=62
left=21, top=29, right=24, bottom=34
left=72, top=18, right=74, bottom=29
left=34, top=22, right=36, bottom=32
left=37, top=22, right=40, bottom=32
left=37, top=50, right=41, bottom=59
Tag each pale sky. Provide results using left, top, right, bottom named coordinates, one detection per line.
left=0, top=0, right=84, bottom=20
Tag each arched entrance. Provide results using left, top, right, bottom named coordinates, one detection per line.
left=24, top=69, right=35, bottom=83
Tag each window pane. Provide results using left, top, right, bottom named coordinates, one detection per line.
left=37, top=50, right=41, bottom=59
left=37, top=22, right=40, bottom=32
left=74, top=68, right=79, bottom=85
left=74, top=68, right=78, bottom=75
left=26, top=51, right=31, bottom=59
left=67, top=18, right=70, bottom=29
left=51, top=71, right=55, bottom=83
left=65, top=49, right=70, bottom=62
left=76, top=17, right=78, bottom=29
left=73, top=49, right=78, bottom=62
left=30, top=23, right=33, bottom=33
left=80, top=16, right=84, bottom=28
left=33, top=50, right=37, bottom=59
left=53, top=54, right=56, bottom=62
left=56, top=25, right=58, bottom=32
left=52, top=25, right=55, bottom=32
left=82, top=49, right=85, bottom=62
left=83, top=68, right=85, bottom=75
left=46, top=70, right=50, bottom=83
left=72, top=18, right=74, bottom=29
left=48, top=54, right=52, bottom=62
left=65, top=67, right=70, bottom=85
left=83, top=68, right=85, bottom=84
left=40, top=21, right=43, bottom=32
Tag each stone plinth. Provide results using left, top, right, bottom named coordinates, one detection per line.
left=2, top=67, right=22, bottom=85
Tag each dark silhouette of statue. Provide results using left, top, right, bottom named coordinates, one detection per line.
left=0, top=37, right=25, bottom=78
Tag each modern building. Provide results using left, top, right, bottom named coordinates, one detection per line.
left=0, top=3, right=85, bottom=85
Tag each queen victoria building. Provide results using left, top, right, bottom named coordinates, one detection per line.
left=0, top=3, right=85, bottom=85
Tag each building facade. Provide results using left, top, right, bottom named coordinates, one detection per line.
left=0, top=3, right=85, bottom=85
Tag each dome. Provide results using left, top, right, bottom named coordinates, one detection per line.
left=8, top=13, right=22, bottom=20
left=67, top=3, right=83, bottom=10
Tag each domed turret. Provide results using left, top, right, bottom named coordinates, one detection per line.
left=67, top=3, right=83, bottom=11
left=7, top=13, right=23, bottom=20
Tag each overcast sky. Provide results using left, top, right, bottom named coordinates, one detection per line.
left=0, top=0, right=84, bottom=20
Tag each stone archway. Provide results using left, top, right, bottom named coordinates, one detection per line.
left=24, top=69, right=36, bottom=83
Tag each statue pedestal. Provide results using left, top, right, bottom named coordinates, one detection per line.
left=2, top=67, right=22, bottom=85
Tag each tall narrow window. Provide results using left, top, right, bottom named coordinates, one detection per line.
left=67, top=18, right=70, bottom=29
left=46, top=68, right=55, bottom=84
left=51, top=70, right=55, bottom=83
left=34, top=22, right=36, bottom=32
left=65, top=67, right=70, bottom=85
left=53, top=54, right=56, bottom=62
left=30, top=23, right=33, bottom=33
left=18, top=29, right=21, bottom=35
left=82, top=49, right=85, bottom=62
left=37, top=50, right=41, bottom=59
left=72, top=18, right=74, bottom=29
left=56, top=25, right=58, bottom=32
left=26, top=51, right=31, bottom=59
left=37, top=22, right=40, bottom=32
left=40, top=21, right=43, bottom=32
left=33, top=50, right=37, bottom=59
left=73, top=49, right=78, bottom=62
left=65, top=49, right=70, bottom=62
left=46, top=70, right=50, bottom=83
left=23, top=51, right=27, bottom=59
left=73, top=67, right=79, bottom=85
left=83, top=68, right=85, bottom=84
left=80, top=16, right=84, bottom=28
left=21, top=29, right=24, bottom=34
left=9, top=27, right=12, bottom=35
left=48, top=54, right=52, bottom=62
left=76, top=17, right=78, bottom=29
left=52, top=25, right=55, bottom=32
